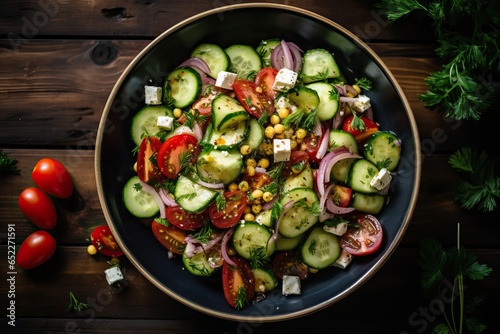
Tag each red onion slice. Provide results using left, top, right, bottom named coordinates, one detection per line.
left=324, top=149, right=362, bottom=184
left=177, top=57, right=211, bottom=75
left=326, top=198, right=356, bottom=215
left=315, top=126, right=331, bottom=160
left=195, top=179, right=225, bottom=189
left=317, top=151, right=336, bottom=197
left=281, top=40, right=293, bottom=70
left=139, top=180, right=166, bottom=218
left=185, top=231, right=224, bottom=258
left=221, top=228, right=236, bottom=266
left=159, top=188, right=178, bottom=207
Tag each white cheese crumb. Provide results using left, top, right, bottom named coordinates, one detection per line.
left=370, top=168, right=392, bottom=190
left=323, top=222, right=348, bottom=236
left=157, top=116, right=174, bottom=130
left=282, top=275, right=301, bottom=295
left=104, top=266, right=124, bottom=285
left=272, top=68, right=298, bottom=92
left=273, top=138, right=291, bottom=162
left=215, top=71, right=237, bottom=90
left=145, top=85, right=163, bottom=105
left=333, top=250, right=353, bottom=269
left=349, top=94, right=371, bottom=113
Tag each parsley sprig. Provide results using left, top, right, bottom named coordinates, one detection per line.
left=448, top=147, right=500, bottom=212
left=377, top=0, right=500, bottom=121
left=68, top=291, right=88, bottom=312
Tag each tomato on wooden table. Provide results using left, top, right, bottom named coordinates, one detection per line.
left=165, top=206, right=207, bottom=231
left=137, top=136, right=163, bottom=184
left=340, top=214, right=383, bottom=256
left=271, top=250, right=309, bottom=280
left=157, top=133, right=198, bottom=179
left=255, top=67, right=278, bottom=100
left=16, top=230, right=56, bottom=270
left=342, top=115, right=378, bottom=142
left=233, top=79, right=274, bottom=118
left=32, top=157, right=73, bottom=198
left=222, top=256, right=255, bottom=309
left=151, top=220, right=188, bottom=254
left=208, top=190, right=248, bottom=229
left=91, top=225, right=124, bottom=257
left=18, top=187, right=57, bottom=229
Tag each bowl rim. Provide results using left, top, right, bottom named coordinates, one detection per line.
left=95, top=2, right=422, bottom=323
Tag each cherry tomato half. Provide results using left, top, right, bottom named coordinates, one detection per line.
left=340, top=214, right=383, bottom=256
left=255, top=67, right=278, bottom=100
left=16, top=230, right=56, bottom=270
left=329, top=184, right=353, bottom=208
left=18, top=187, right=57, bottom=229
left=165, top=206, right=207, bottom=231
left=90, top=225, right=124, bottom=257
left=137, top=136, right=163, bottom=184
left=342, top=115, right=378, bottom=142
left=222, top=256, right=255, bottom=308
left=32, top=158, right=73, bottom=198
left=151, top=220, right=188, bottom=254
left=208, top=190, right=248, bottom=229
left=233, top=79, right=274, bottom=118
left=157, top=133, right=198, bottom=179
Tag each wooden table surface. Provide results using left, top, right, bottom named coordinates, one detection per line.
left=1, top=1, right=499, bottom=333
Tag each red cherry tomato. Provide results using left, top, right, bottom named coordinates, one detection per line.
left=233, top=79, right=274, bottom=118
left=329, top=184, right=353, bottom=207
left=137, top=136, right=163, bottom=184
left=18, top=187, right=57, bottom=229
left=165, top=206, right=207, bottom=231
left=222, top=256, right=255, bottom=308
left=90, top=225, right=124, bottom=257
left=157, top=134, right=198, bottom=179
left=342, top=115, right=378, bottom=142
left=271, top=250, right=309, bottom=280
left=302, top=134, right=322, bottom=164
left=255, top=67, right=278, bottom=100
left=340, top=214, right=383, bottom=256
left=208, top=191, right=248, bottom=229
left=281, top=150, right=309, bottom=177
left=16, top=230, right=56, bottom=269
left=151, top=220, right=188, bottom=254
left=32, top=158, right=73, bottom=198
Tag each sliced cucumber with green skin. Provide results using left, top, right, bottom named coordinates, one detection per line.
left=232, top=221, right=275, bottom=260
left=255, top=209, right=273, bottom=228
left=190, top=43, right=229, bottom=79
left=256, top=38, right=281, bottom=67
left=300, top=226, right=341, bottom=270
left=364, top=131, right=402, bottom=171
left=253, top=267, right=278, bottom=293
left=278, top=187, right=319, bottom=238
left=196, top=148, right=243, bottom=185
left=275, top=233, right=304, bottom=251
left=182, top=251, right=215, bottom=276
left=348, top=159, right=380, bottom=194
left=301, top=48, right=341, bottom=83
left=282, top=163, right=313, bottom=194
left=123, top=175, right=159, bottom=218
left=330, top=158, right=357, bottom=185
left=351, top=192, right=386, bottom=214
left=329, top=129, right=359, bottom=154
left=285, top=85, right=320, bottom=114
left=130, top=105, right=172, bottom=146
left=207, top=119, right=248, bottom=149
left=242, top=117, right=264, bottom=150
left=225, top=44, right=262, bottom=80
left=211, top=94, right=248, bottom=131
left=164, top=66, right=202, bottom=108
left=174, top=175, right=218, bottom=213
left=306, top=82, right=339, bottom=121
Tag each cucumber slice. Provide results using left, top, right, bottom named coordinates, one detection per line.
left=279, top=188, right=319, bottom=238
left=225, top=44, right=262, bottom=80
left=301, top=48, right=341, bottom=83
left=182, top=251, right=215, bottom=276
left=196, top=149, right=243, bottom=185
left=130, top=105, right=172, bottom=146
left=190, top=43, right=230, bottom=79
left=348, top=159, right=379, bottom=194
left=174, top=175, right=218, bottom=213
left=123, top=175, right=159, bottom=218
left=282, top=163, right=313, bottom=194
left=232, top=222, right=275, bottom=260
left=253, top=267, right=278, bottom=292
left=207, top=119, right=248, bottom=149
left=255, top=209, right=273, bottom=228
left=329, top=129, right=359, bottom=153
left=351, top=192, right=386, bottom=214
left=275, top=233, right=304, bottom=251
left=211, top=94, right=248, bottom=131
left=306, top=82, right=339, bottom=121
left=256, top=38, right=281, bottom=67
left=285, top=85, right=320, bottom=114
left=330, top=158, right=357, bottom=185
left=164, top=66, right=202, bottom=108
left=300, top=226, right=341, bottom=270
left=364, top=131, right=402, bottom=171
left=242, top=117, right=264, bottom=150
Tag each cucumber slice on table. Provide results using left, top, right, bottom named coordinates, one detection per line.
left=190, top=43, right=230, bottom=79
left=123, top=175, right=159, bottom=218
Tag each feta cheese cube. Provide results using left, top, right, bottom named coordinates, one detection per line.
left=349, top=94, right=371, bottom=113
left=333, top=250, right=353, bottom=269
left=104, top=266, right=124, bottom=285
left=215, top=71, right=237, bottom=90
left=273, top=139, right=291, bottom=162
left=323, top=221, right=348, bottom=236
left=282, top=275, right=301, bottom=296
left=144, top=85, right=163, bottom=105
left=370, top=168, right=392, bottom=190
left=272, top=68, right=298, bottom=92
left=157, top=116, right=174, bottom=130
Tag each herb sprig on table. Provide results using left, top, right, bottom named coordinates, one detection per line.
left=377, top=0, right=500, bottom=121
left=0, top=150, right=21, bottom=175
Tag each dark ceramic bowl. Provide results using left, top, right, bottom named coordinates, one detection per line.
left=95, top=3, right=421, bottom=322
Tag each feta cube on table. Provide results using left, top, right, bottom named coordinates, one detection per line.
left=272, top=68, right=298, bottom=92
left=144, top=85, right=163, bottom=105
left=215, top=71, right=237, bottom=90
left=273, top=139, right=291, bottom=162
left=104, top=266, right=124, bottom=285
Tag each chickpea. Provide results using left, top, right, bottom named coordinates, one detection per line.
left=173, top=108, right=183, bottom=118
left=244, top=213, right=255, bottom=221
left=246, top=158, right=257, bottom=167
left=274, top=123, right=285, bottom=134
left=296, top=128, right=307, bottom=139
left=352, top=84, right=361, bottom=94
left=252, top=189, right=264, bottom=199
left=238, top=180, right=249, bottom=191
left=270, top=114, right=281, bottom=125
left=257, top=158, right=270, bottom=169
left=228, top=183, right=238, bottom=191
left=246, top=165, right=256, bottom=176
left=87, top=244, right=97, bottom=256
left=252, top=204, right=262, bottom=214
left=240, top=144, right=252, bottom=155
left=262, top=192, right=274, bottom=202
left=264, top=126, right=275, bottom=139
left=278, top=107, right=289, bottom=119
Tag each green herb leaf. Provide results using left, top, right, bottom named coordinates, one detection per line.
left=68, top=291, right=88, bottom=312
left=0, top=150, right=21, bottom=175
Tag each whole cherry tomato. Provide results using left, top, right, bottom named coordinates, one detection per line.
left=16, top=230, right=57, bottom=269
left=32, top=158, right=73, bottom=198
left=18, top=187, right=57, bottom=229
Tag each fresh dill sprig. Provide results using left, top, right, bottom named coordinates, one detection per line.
left=0, top=150, right=21, bottom=175
left=68, top=291, right=88, bottom=312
